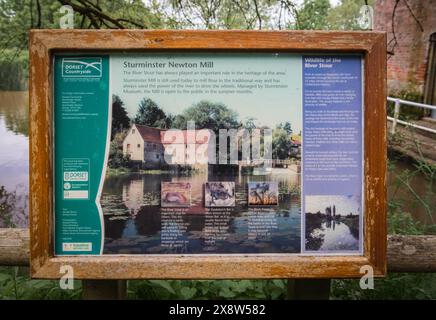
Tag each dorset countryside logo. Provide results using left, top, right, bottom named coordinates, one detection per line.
left=62, top=57, right=102, bottom=77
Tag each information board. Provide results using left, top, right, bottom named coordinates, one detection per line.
left=53, top=53, right=363, bottom=256
left=29, top=30, right=386, bottom=279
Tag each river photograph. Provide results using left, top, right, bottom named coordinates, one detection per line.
left=304, top=195, right=360, bottom=252
left=102, top=170, right=301, bottom=254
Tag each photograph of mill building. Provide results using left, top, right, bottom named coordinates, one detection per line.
left=122, top=123, right=212, bottom=170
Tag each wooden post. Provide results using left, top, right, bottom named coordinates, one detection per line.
left=0, top=228, right=29, bottom=266
left=82, top=280, right=127, bottom=300
left=287, top=279, right=331, bottom=300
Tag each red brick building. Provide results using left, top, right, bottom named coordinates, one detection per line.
left=374, top=0, right=436, bottom=104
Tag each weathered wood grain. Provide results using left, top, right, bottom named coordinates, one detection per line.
left=29, top=31, right=53, bottom=279
left=28, top=30, right=387, bottom=279
left=0, top=228, right=29, bottom=266
left=363, top=31, right=387, bottom=276
left=2, top=229, right=434, bottom=274
left=388, top=235, right=436, bottom=272
left=30, top=29, right=384, bottom=51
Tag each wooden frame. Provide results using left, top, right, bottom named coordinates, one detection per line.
left=29, top=30, right=386, bottom=279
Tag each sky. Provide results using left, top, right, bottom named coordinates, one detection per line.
left=305, top=195, right=361, bottom=216
left=111, top=53, right=303, bottom=132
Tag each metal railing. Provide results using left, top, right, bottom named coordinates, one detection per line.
left=387, top=97, right=436, bottom=135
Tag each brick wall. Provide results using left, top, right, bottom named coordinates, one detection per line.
left=374, top=0, right=436, bottom=97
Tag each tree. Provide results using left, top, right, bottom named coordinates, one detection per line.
left=241, top=117, right=257, bottom=131
left=296, top=0, right=331, bottom=30
left=326, top=0, right=375, bottom=30
left=111, top=95, right=130, bottom=138
left=280, top=121, right=293, bottom=135
left=172, top=100, right=238, bottom=132
left=108, top=140, right=130, bottom=168
left=108, top=131, right=130, bottom=168
left=0, top=0, right=167, bottom=63
left=134, top=98, right=171, bottom=128
left=272, top=127, right=292, bottom=160
left=169, top=0, right=274, bottom=29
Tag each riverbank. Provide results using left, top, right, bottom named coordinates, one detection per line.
left=387, top=119, right=436, bottom=167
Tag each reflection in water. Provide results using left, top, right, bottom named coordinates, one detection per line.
left=0, top=91, right=29, bottom=227
left=318, top=220, right=358, bottom=250
left=305, top=214, right=360, bottom=251
left=101, top=170, right=301, bottom=254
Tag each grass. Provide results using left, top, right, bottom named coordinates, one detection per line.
left=105, top=167, right=132, bottom=176
left=0, top=267, right=81, bottom=300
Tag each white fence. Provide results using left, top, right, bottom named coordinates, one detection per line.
left=387, top=97, right=436, bottom=135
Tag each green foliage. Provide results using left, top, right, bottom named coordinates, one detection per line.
left=169, top=0, right=273, bottom=29
left=2, top=266, right=436, bottom=300
left=388, top=210, right=426, bottom=235
left=296, top=0, right=331, bottom=30
left=326, top=0, right=375, bottom=30
left=128, top=279, right=287, bottom=300
left=134, top=97, right=172, bottom=128
left=0, top=0, right=62, bottom=48
left=272, top=128, right=292, bottom=159
left=0, top=50, right=28, bottom=90
left=98, top=0, right=166, bottom=29
left=279, top=122, right=293, bottom=135
left=172, top=100, right=238, bottom=132
left=332, top=273, right=436, bottom=300
left=388, top=156, right=436, bottom=226
left=0, top=267, right=81, bottom=299
left=387, top=90, right=425, bottom=120
left=111, top=95, right=130, bottom=138
left=108, top=130, right=130, bottom=169
left=108, top=139, right=130, bottom=169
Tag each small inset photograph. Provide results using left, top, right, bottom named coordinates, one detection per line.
left=305, top=195, right=360, bottom=252
left=205, top=182, right=235, bottom=207
left=161, top=182, right=191, bottom=207
left=248, top=182, right=279, bottom=206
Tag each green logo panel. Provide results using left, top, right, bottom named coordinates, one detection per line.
left=54, top=55, right=109, bottom=255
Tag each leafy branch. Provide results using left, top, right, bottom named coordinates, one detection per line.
left=57, top=0, right=145, bottom=29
